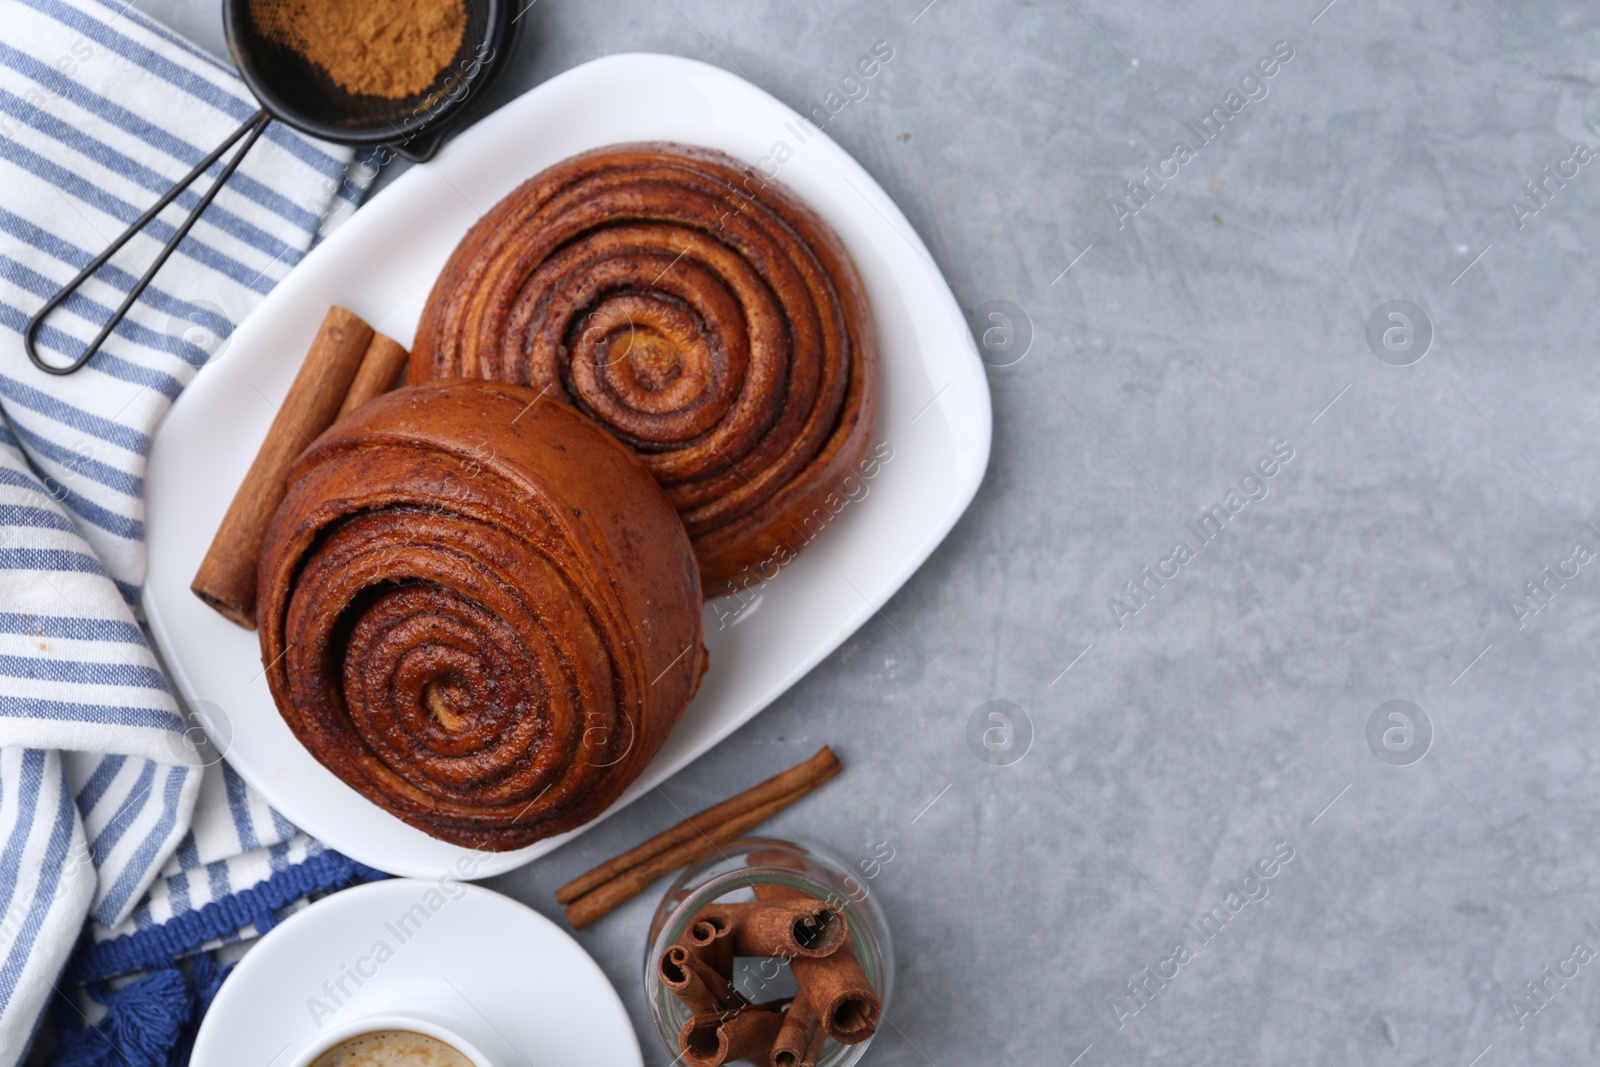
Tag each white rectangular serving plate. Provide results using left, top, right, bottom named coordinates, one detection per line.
left=143, top=53, right=992, bottom=878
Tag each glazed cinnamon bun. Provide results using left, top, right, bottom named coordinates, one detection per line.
left=256, top=380, right=705, bottom=849
left=410, top=143, right=878, bottom=596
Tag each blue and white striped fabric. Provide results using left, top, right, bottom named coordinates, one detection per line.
left=0, top=0, right=386, bottom=1062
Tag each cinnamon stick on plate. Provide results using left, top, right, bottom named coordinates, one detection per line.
left=337, top=331, right=410, bottom=418
left=557, top=746, right=842, bottom=929
left=190, top=306, right=372, bottom=628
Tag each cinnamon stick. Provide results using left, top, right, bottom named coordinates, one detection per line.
left=660, top=945, right=746, bottom=1013
left=790, top=948, right=880, bottom=1044
left=682, top=916, right=734, bottom=974
left=770, top=991, right=825, bottom=1067
left=755, top=883, right=880, bottom=1045
left=191, top=306, right=372, bottom=628
left=564, top=788, right=821, bottom=929
left=680, top=1006, right=786, bottom=1067
left=336, top=331, right=410, bottom=418
left=557, top=747, right=840, bottom=905
left=557, top=747, right=842, bottom=928
left=697, top=900, right=845, bottom=959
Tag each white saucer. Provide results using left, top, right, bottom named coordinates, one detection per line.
left=190, top=880, right=642, bottom=1067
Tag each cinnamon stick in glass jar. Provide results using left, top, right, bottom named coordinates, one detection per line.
left=754, top=882, right=881, bottom=1044
left=659, top=945, right=745, bottom=1014
left=789, top=948, right=880, bottom=1045
left=679, top=1005, right=787, bottom=1067
left=696, top=899, right=845, bottom=959
left=770, top=991, right=826, bottom=1067
left=682, top=916, right=734, bottom=974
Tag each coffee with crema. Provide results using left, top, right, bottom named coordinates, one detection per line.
left=309, top=1030, right=474, bottom=1067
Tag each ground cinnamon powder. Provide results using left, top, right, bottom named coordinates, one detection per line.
left=251, top=0, right=467, bottom=100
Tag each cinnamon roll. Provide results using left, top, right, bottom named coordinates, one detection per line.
left=256, top=380, right=705, bottom=850
left=410, top=143, right=878, bottom=596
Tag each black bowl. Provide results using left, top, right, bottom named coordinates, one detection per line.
left=222, top=0, right=514, bottom=161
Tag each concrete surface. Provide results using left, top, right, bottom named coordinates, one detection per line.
left=137, top=1, right=1600, bottom=1063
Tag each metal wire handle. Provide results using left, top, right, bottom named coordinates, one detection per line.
left=24, top=108, right=273, bottom=376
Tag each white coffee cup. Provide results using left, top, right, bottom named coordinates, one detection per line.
left=287, top=1012, right=495, bottom=1067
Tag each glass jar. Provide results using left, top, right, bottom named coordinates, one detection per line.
left=644, top=837, right=894, bottom=1067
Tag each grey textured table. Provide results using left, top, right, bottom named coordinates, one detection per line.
left=142, top=1, right=1600, bottom=1063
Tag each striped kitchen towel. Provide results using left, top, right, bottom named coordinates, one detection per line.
left=0, top=0, right=390, bottom=1062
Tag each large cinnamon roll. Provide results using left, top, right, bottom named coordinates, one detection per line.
left=410, top=143, right=878, bottom=596
left=256, top=380, right=705, bottom=850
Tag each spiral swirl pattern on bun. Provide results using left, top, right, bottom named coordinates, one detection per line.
left=410, top=143, right=878, bottom=596
left=256, top=381, right=705, bottom=850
